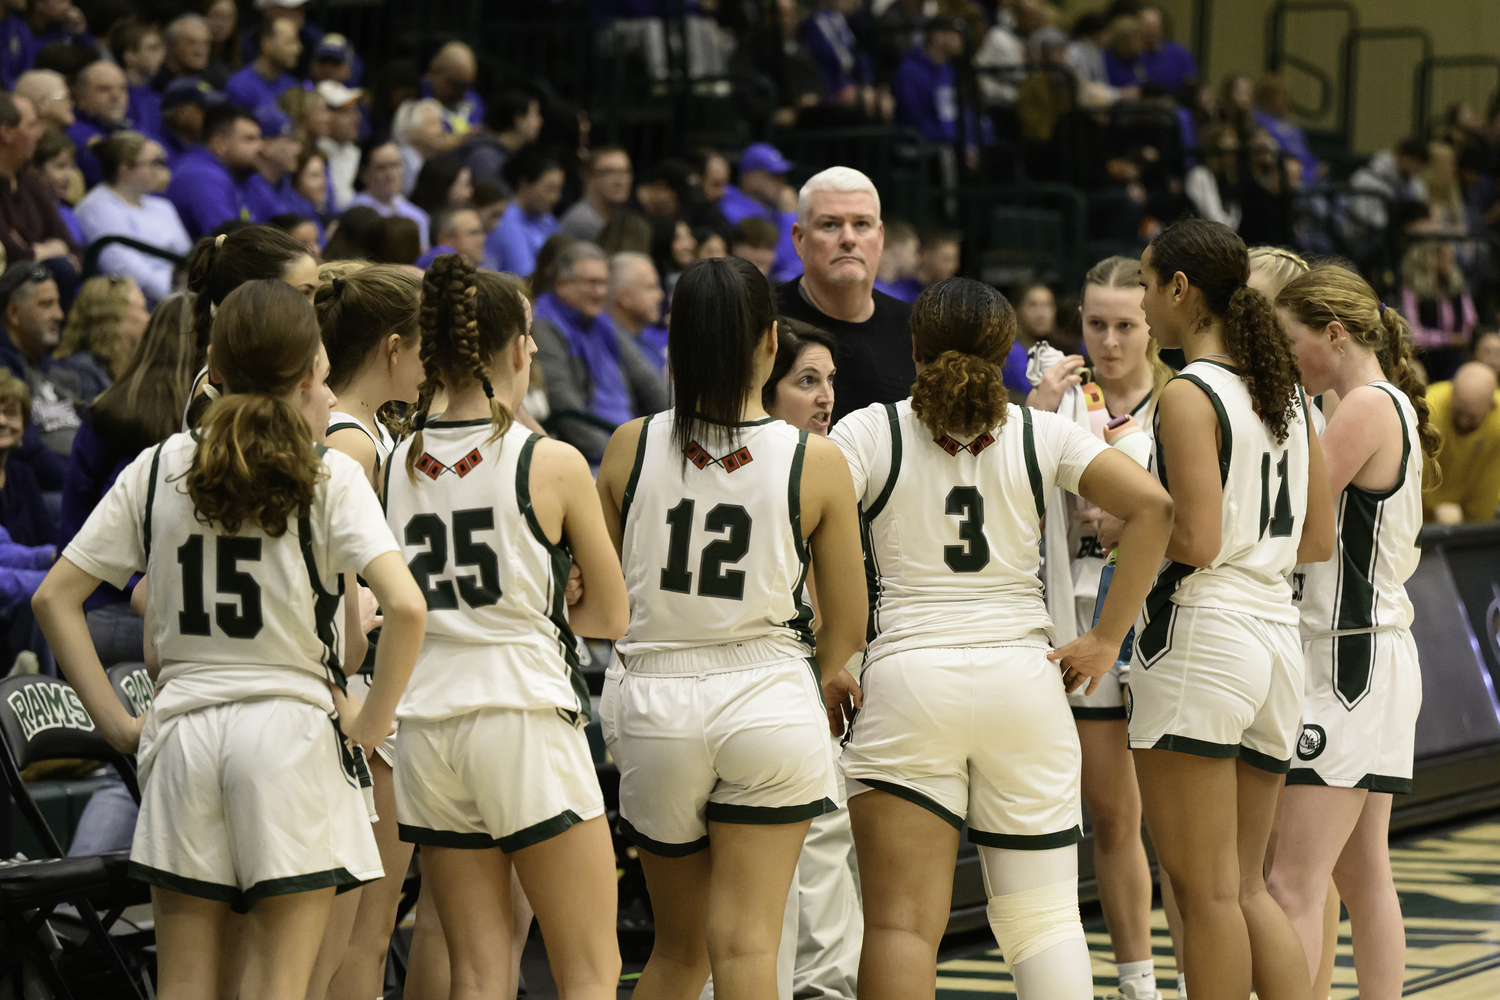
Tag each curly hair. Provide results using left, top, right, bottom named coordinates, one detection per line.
left=404, top=253, right=529, bottom=482
left=1148, top=219, right=1301, bottom=443
left=909, top=278, right=1014, bottom=441
left=54, top=276, right=139, bottom=380
left=184, top=280, right=324, bottom=537
left=315, top=264, right=422, bottom=393
left=1277, top=265, right=1442, bottom=484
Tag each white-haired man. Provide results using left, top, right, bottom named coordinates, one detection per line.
left=776, top=165, right=915, bottom=424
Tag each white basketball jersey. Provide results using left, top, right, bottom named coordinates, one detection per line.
left=61, top=433, right=399, bottom=723
left=832, top=400, right=1108, bottom=665
left=328, top=411, right=394, bottom=468
left=615, top=412, right=813, bottom=662
left=1137, top=360, right=1310, bottom=665
left=384, top=419, right=585, bottom=721
left=1294, top=382, right=1422, bottom=641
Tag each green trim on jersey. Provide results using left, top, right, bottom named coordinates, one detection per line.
left=1194, top=358, right=1241, bottom=374
left=380, top=441, right=396, bottom=515
left=618, top=413, right=652, bottom=528
left=618, top=817, right=709, bottom=857
left=1285, top=768, right=1412, bottom=794
left=1148, top=733, right=1240, bottom=759
left=517, top=433, right=589, bottom=719
left=426, top=417, right=495, bottom=428
left=1020, top=407, right=1045, bottom=518
left=298, top=512, right=347, bottom=693
left=326, top=421, right=368, bottom=438
left=1136, top=560, right=1196, bottom=664
left=705, top=798, right=837, bottom=825
left=1173, top=372, right=1233, bottom=486
left=1071, top=706, right=1127, bottom=721
left=968, top=825, right=1082, bottom=850
left=1239, top=745, right=1290, bottom=774
left=129, top=861, right=371, bottom=914
left=1351, top=383, right=1412, bottom=502
left=398, top=809, right=587, bottom=852
left=141, top=440, right=168, bottom=558
left=859, top=777, right=963, bottom=831
left=783, top=432, right=814, bottom=646
left=861, top=404, right=902, bottom=645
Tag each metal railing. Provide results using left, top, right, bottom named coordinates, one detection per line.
left=81, top=235, right=187, bottom=282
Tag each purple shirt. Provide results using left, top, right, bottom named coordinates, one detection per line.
left=892, top=48, right=958, bottom=143
left=717, top=186, right=801, bottom=283
left=225, top=64, right=300, bottom=112
left=1138, top=41, right=1198, bottom=92
left=128, top=83, right=162, bottom=142
left=533, top=292, right=633, bottom=428
left=165, top=146, right=252, bottom=240
left=0, top=13, right=32, bottom=91
left=345, top=191, right=430, bottom=250
left=66, top=114, right=112, bottom=189
left=873, top=277, right=923, bottom=303
left=635, top=324, right=669, bottom=377
left=483, top=203, right=559, bottom=275
left=1252, top=108, right=1319, bottom=183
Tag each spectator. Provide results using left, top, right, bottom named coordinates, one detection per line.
left=599, top=0, right=729, bottom=82
left=408, top=152, right=472, bottom=219
left=653, top=216, right=696, bottom=296
left=596, top=209, right=652, bottom=256
left=31, top=129, right=81, bottom=247
left=530, top=241, right=668, bottom=463
left=873, top=218, right=920, bottom=301
left=157, top=76, right=223, bottom=165
left=1065, top=12, right=1114, bottom=95
left=528, top=231, right=577, bottom=299
left=1252, top=73, right=1318, bottom=184
left=917, top=225, right=961, bottom=289
left=390, top=97, right=444, bottom=196
left=165, top=103, right=260, bottom=239
left=1423, top=141, right=1467, bottom=233
left=1016, top=26, right=1078, bottom=148
left=974, top=10, right=1025, bottom=107
left=1185, top=121, right=1242, bottom=229
left=484, top=149, right=563, bottom=276
left=154, top=14, right=224, bottom=92
left=697, top=147, right=730, bottom=206
left=1102, top=14, right=1142, bottom=90
left=0, top=370, right=55, bottom=553
left=892, top=19, right=966, bottom=145
left=694, top=226, right=727, bottom=259
left=1473, top=328, right=1500, bottom=378
left=730, top=0, right=826, bottom=130
left=269, top=211, right=318, bottom=258
left=0, top=261, right=77, bottom=455
left=471, top=178, right=506, bottom=233
left=240, top=0, right=332, bottom=82
left=777, top=166, right=914, bottom=422
left=321, top=203, right=382, bottom=261
left=278, top=80, right=328, bottom=145
left=315, top=79, right=362, bottom=209
left=67, top=60, right=130, bottom=188
left=309, top=32, right=354, bottom=86
left=242, top=105, right=305, bottom=227
left=52, top=275, right=148, bottom=401
left=607, top=250, right=667, bottom=377
left=414, top=205, right=484, bottom=268
left=373, top=215, right=420, bottom=265
left=801, top=0, right=872, bottom=107
left=225, top=16, right=301, bottom=112
left=421, top=41, right=482, bottom=141
left=635, top=157, right=694, bottom=220
left=346, top=140, right=429, bottom=249
left=203, top=0, right=240, bottom=72
left=1349, top=137, right=1429, bottom=231
left=718, top=142, right=799, bottom=280
left=77, top=132, right=185, bottom=304
left=730, top=216, right=779, bottom=276
left=458, top=88, right=542, bottom=191
left=0, top=94, right=79, bottom=268
left=1424, top=361, right=1500, bottom=523
left=560, top=146, right=632, bottom=243
left=15, top=69, right=73, bottom=132
left=1401, top=239, right=1478, bottom=381
left=110, top=20, right=166, bottom=143
left=291, top=146, right=328, bottom=223
left=0, top=0, right=32, bottom=91
left=1014, top=281, right=1057, bottom=350
left=1133, top=6, right=1197, bottom=92
left=28, top=0, right=93, bottom=53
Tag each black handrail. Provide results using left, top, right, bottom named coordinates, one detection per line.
left=81, top=235, right=187, bottom=281
left=1265, top=0, right=1357, bottom=126
left=1415, top=55, right=1500, bottom=138
left=1340, top=26, right=1431, bottom=144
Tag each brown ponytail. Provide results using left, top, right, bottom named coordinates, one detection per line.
left=1277, top=265, right=1442, bottom=484
left=909, top=278, right=1013, bottom=440
left=405, top=254, right=528, bottom=483
left=184, top=280, right=324, bottom=537
left=1148, top=219, right=1300, bottom=443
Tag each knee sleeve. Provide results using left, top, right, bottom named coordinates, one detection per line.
left=980, top=844, right=1083, bottom=966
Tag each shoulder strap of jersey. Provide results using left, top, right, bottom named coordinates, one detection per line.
left=297, top=511, right=346, bottom=691
left=1169, top=371, right=1233, bottom=486
left=785, top=430, right=814, bottom=644
left=516, top=433, right=551, bottom=548
left=1020, top=407, right=1045, bottom=517
left=515, top=431, right=588, bottom=714
left=1356, top=382, right=1413, bottom=500
left=141, top=440, right=170, bottom=560
left=618, top=413, right=653, bottom=527
left=864, top=403, right=903, bottom=520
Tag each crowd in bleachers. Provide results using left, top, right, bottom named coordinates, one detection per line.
left=1, top=0, right=1500, bottom=680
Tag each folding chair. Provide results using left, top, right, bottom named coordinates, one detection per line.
left=0, top=674, right=149, bottom=999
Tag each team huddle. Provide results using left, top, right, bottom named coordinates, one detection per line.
left=28, top=167, right=1435, bottom=1000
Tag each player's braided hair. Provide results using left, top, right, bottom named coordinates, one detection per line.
left=1148, top=219, right=1301, bottom=443
left=1246, top=245, right=1311, bottom=299
left=909, top=277, right=1014, bottom=441
left=1277, top=265, right=1442, bottom=486
left=404, top=253, right=528, bottom=483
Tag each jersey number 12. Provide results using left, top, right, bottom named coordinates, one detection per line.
left=660, top=499, right=752, bottom=600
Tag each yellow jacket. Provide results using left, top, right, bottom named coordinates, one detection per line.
left=1423, top=380, right=1500, bottom=523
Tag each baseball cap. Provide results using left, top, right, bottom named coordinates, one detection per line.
left=739, top=142, right=790, bottom=176
left=160, top=76, right=226, bottom=112
left=314, top=33, right=352, bottom=64
left=255, top=104, right=295, bottom=140
left=0, top=262, right=52, bottom=306
left=316, top=80, right=363, bottom=110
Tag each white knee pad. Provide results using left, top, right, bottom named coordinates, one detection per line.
left=985, top=878, right=1085, bottom=966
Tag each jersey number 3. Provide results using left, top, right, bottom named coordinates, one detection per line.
left=944, top=486, right=990, bottom=573
left=405, top=509, right=502, bottom=610
left=177, top=534, right=263, bottom=638
left=660, top=499, right=752, bottom=600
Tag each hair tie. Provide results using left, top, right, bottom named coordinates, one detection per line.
left=482, top=379, right=494, bottom=399
left=331, top=277, right=344, bottom=297
left=1378, top=302, right=1387, bottom=315
left=412, top=411, right=426, bottom=430
left=215, top=233, right=226, bottom=248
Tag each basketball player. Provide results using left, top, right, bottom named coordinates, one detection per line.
left=596, top=256, right=867, bottom=1000
left=384, top=254, right=627, bottom=999
left=1131, top=219, right=1335, bottom=1000
left=1267, top=268, right=1440, bottom=1000
left=834, top=277, right=1174, bottom=1000
left=33, top=279, right=428, bottom=1000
